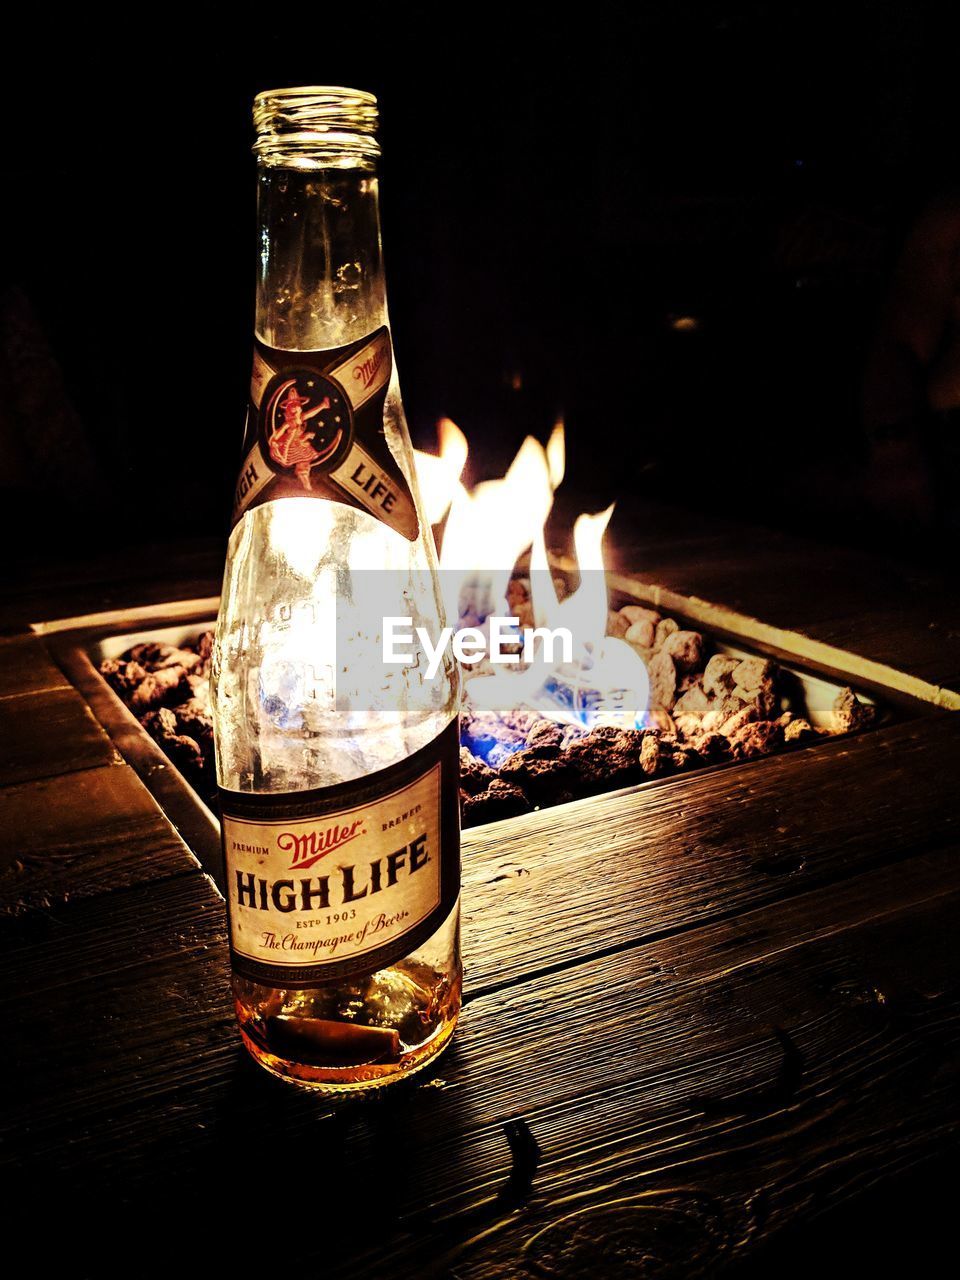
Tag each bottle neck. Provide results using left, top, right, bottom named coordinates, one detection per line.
left=255, top=164, right=388, bottom=351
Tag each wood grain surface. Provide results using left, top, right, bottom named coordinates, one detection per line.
left=0, top=764, right=197, bottom=916
left=0, top=685, right=119, bottom=785
left=462, top=714, right=960, bottom=991
left=1, top=520, right=959, bottom=1278
left=0, top=634, right=70, bottom=698
left=3, top=843, right=958, bottom=1277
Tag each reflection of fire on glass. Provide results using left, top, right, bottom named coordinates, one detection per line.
left=268, top=379, right=342, bottom=491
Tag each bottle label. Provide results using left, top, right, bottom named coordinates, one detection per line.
left=232, top=325, right=420, bottom=541
left=219, top=717, right=460, bottom=986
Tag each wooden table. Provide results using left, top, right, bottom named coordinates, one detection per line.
left=2, top=507, right=959, bottom=1278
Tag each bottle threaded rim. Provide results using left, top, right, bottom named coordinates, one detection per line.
left=253, top=86, right=380, bottom=166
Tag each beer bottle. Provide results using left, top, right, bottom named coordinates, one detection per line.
left=211, top=87, right=462, bottom=1090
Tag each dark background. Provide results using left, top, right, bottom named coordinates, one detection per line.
left=3, top=1, right=959, bottom=574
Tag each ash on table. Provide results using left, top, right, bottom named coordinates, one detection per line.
left=458, top=603, right=876, bottom=827
left=100, top=611, right=876, bottom=829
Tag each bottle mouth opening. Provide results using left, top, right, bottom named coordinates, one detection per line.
left=253, top=86, right=380, bottom=166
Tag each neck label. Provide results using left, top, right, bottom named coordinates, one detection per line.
left=232, top=325, right=420, bottom=540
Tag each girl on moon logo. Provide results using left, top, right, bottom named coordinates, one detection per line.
left=262, top=370, right=353, bottom=492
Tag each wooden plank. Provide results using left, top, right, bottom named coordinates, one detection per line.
left=807, top=605, right=960, bottom=688
left=0, top=870, right=235, bottom=1167
left=0, top=764, right=198, bottom=917
left=0, top=685, right=118, bottom=785
left=0, top=706, right=950, bottom=989
left=1, top=537, right=224, bottom=633
left=0, top=634, right=69, bottom=699
left=1, top=840, right=959, bottom=1278
left=461, top=713, right=960, bottom=996
left=405, top=858, right=960, bottom=1280
left=324, top=852, right=960, bottom=1276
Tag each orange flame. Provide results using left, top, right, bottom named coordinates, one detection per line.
left=413, top=421, right=650, bottom=727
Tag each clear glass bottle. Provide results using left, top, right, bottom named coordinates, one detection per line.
left=211, top=87, right=462, bottom=1091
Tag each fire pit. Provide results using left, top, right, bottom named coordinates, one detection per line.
left=95, top=601, right=881, bottom=832
left=79, top=420, right=885, bottom=840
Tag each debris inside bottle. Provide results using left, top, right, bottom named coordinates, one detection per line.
left=261, top=1015, right=402, bottom=1066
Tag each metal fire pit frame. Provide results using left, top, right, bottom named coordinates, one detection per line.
left=39, top=585, right=948, bottom=897
left=44, top=599, right=226, bottom=888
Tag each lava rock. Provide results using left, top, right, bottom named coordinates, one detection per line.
left=702, top=654, right=739, bottom=696
left=499, top=706, right=543, bottom=738
left=129, top=665, right=194, bottom=713
left=732, top=657, right=775, bottom=691
left=728, top=719, right=783, bottom=760
left=459, top=747, right=497, bottom=795
left=564, top=726, right=648, bottom=795
left=127, top=641, right=180, bottom=669
left=653, top=618, right=680, bottom=652
left=625, top=618, right=656, bottom=649
left=186, top=672, right=211, bottom=699
left=174, top=698, right=214, bottom=750
left=587, top=724, right=644, bottom=745
left=832, top=687, right=876, bottom=733
left=621, top=605, right=661, bottom=627
left=733, top=682, right=779, bottom=719
left=784, top=717, right=817, bottom=744
left=669, top=744, right=703, bottom=771
left=673, top=683, right=710, bottom=720
left=486, top=742, right=523, bottom=769
left=640, top=734, right=662, bottom=776
left=674, top=714, right=703, bottom=739
left=142, top=706, right=205, bottom=778
left=130, top=642, right=202, bottom=674
left=663, top=629, right=705, bottom=673
left=462, top=779, right=532, bottom=826
left=525, top=719, right=566, bottom=752
left=500, top=747, right=580, bottom=804
left=691, top=731, right=731, bottom=762
left=719, top=704, right=759, bottom=737
left=646, top=705, right=677, bottom=734
left=649, top=650, right=678, bottom=710
left=607, top=610, right=631, bottom=639
left=560, top=723, right=589, bottom=749
left=702, top=695, right=744, bottom=733
left=100, top=658, right=148, bottom=698
left=196, top=631, right=215, bottom=665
